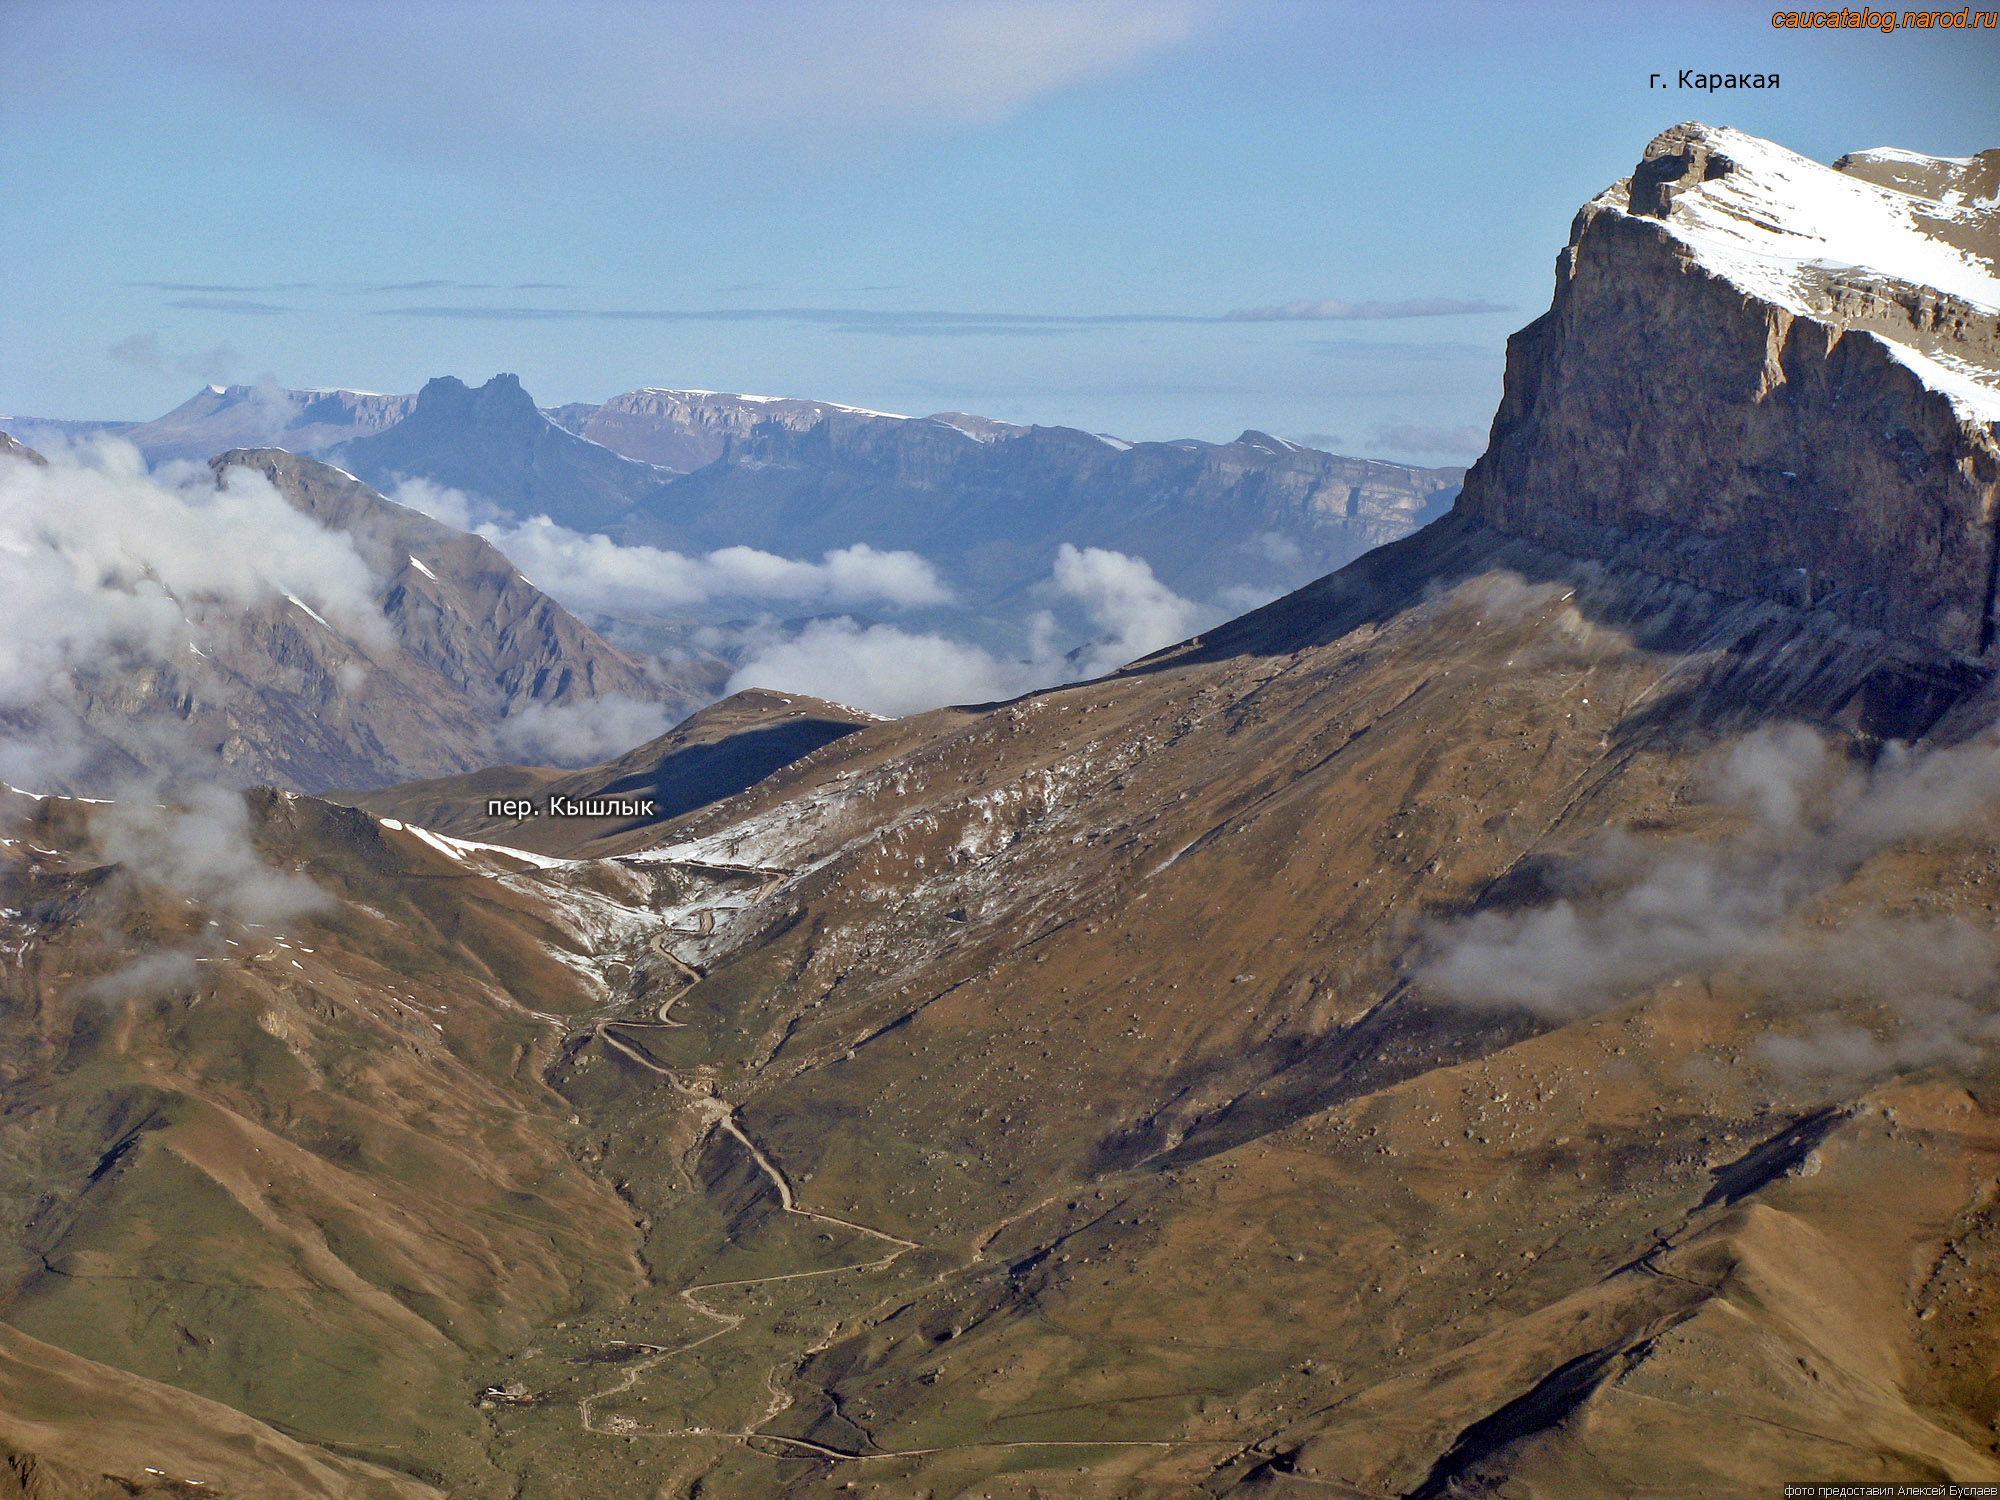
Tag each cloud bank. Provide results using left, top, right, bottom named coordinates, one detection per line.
left=723, top=542, right=1220, bottom=715
left=1226, top=297, right=1508, bottom=321
left=388, top=481, right=954, bottom=613
left=1417, top=722, right=2000, bottom=1070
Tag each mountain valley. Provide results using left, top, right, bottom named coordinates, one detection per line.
left=0, top=121, right=1997, bottom=1500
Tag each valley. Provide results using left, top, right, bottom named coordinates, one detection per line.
left=0, top=118, right=1996, bottom=1499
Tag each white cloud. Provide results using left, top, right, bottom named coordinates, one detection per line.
left=423, top=499, right=957, bottom=614
left=0, top=442, right=385, bottom=725
left=727, top=618, right=1037, bottom=717
left=1049, top=542, right=1216, bottom=676
left=493, top=694, right=680, bottom=765
left=1417, top=721, right=2000, bottom=1068
left=95, top=783, right=331, bottom=925
left=22, top=2, right=1223, bottom=154
left=722, top=542, right=1221, bottom=715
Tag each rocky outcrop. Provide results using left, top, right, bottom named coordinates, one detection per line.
left=557, top=386, right=915, bottom=471
left=1459, top=123, right=2000, bottom=657
left=332, top=374, right=670, bottom=531
left=112, top=384, right=418, bottom=464
left=0, top=431, right=47, bottom=466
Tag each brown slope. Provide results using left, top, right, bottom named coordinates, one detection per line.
left=0, top=1321, right=442, bottom=1499
left=3, top=510, right=1998, bottom=1497
left=430, top=510, right=1990, bottom=1498
left=331, top=688, right=876, bottom=857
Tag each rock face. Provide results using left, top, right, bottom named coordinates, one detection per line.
left=11, top=448, right=724, bottom=795
left=116, top=384, right=418, bottom=464
left=606, top=405, right=1462, bottom=606
left=332, top=374, right=670, bottom=531
left=551, top=386, right=916, bottom=472
left=1459, top=123, right=2000, bottom=657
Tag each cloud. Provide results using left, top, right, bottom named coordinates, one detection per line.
left=720, top=543, right=1219, bottom=715
left=391, top=486, right=956, bottom=613
left=32, top=1, right=1222, bottom=157
left=1370, top=423, right=1488, bottom=455
left=492, top=694, right=678, bottom=765
left=374, top=303, right=1211, bottom=327
left=127, top=281, right=316, bottom=293
left=369, top=298, right=1509, bottom=338
left=726, top=618, right=1037, bottom=717
left=1226, top=297, right=1509, bottom=321
left=1239, top=530, right=1305, bottom=569
left=0, top=441, right=386, bottom=784
left=94, top=783, right=331, bottom=924
left=163, top=297, right=294, bottom=315
left=1048, top=542, right=1215, bottom=676
left=1416, top=721, right=2000, bottom=1066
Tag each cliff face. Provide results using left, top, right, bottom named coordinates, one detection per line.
left=1460, top=123, right=2000, bottom=657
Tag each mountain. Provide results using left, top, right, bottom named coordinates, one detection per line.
left=119, top=385, right=416, bottom=465
left=2, top=444, right=725, bottom=795
left=546, top=386, right=921, bottom=472
left=332, top=687, right=877, bottom=856
left=1461, top=123, right=2000, bottom=656
left=550, top=388, right=1465, bottom=606
left=0, top=432, right=46, bottom=466
left=332, top=374, right=672, bottom=531
left=4, top=123, right=1997, bottom=1498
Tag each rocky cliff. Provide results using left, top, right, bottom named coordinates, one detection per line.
left=1459, top=122, right=2000, bottom=657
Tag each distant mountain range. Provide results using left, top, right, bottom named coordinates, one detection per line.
left=8, top=377, right=1464, bottom=622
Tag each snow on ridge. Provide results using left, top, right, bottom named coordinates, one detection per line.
left=1874, top=334, right=2000, bottom=424
left=285, top=594, right=330, bottom=628
left=376, top=817, right=570, bottom=869
left=626, top=387, right=910, bottom=420
left=407, top=554, right=437, bottom=580
left=1629, top=126, right=2000, bottom=317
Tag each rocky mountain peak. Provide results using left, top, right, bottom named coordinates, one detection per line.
left=1459, top=122, right=2000, bottom=658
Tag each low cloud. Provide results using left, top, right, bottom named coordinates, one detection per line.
left=1417, top=721, right=2000, bottom=1069
left=721, top=542, right=1221, bottom=716
left=1371, top=422, right=1488, bottom=455
left=1227, top=297, right=1508, bottom=322
left=1049, top=542, right=1213, bottom=676
left=0, top=441, right=386, bottom=784
left=493, top=694, right=678, bottom=765
left=726, top=618, right=1033, bottom=717
left=390, top=483, right=955, bottom=613
left=95, top=783, right=330, bottom=924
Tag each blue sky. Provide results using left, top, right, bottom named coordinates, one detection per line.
left=2, top=0, right=1994, bottom=461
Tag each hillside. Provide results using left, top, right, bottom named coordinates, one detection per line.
left=334, top=688, right=878, bottom=857
left=0, top=441, right=726, bottom=794
left=0, top=123, right=1995, bottom=1497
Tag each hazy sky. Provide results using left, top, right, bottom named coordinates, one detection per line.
left=2, top=1, right=1994, bottom=460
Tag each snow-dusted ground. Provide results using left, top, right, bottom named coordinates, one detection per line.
left=1626, top=125, right=1998, bottom=316
left=1605, top=125, right=2000, bottom=426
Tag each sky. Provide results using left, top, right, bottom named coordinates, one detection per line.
left=1, top=0, right=1994, bottom=463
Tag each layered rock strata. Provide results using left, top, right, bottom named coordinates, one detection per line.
left=1460, top=122, right=2000, bottom=657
